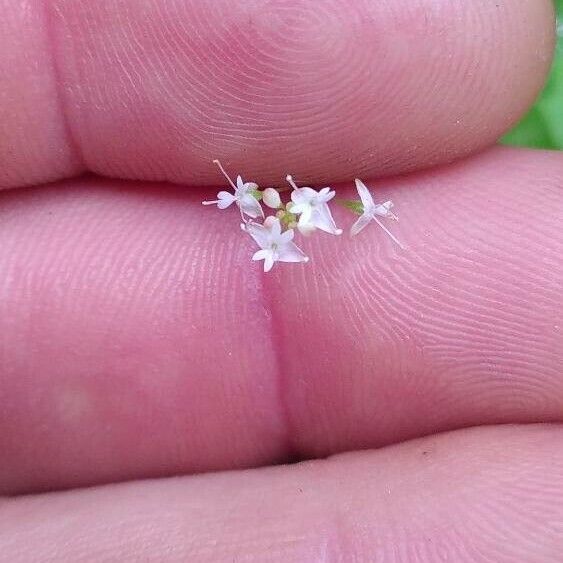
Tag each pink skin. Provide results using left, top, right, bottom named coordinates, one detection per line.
left=1, top=148, right=562, bottom=496
left=2, top=426, right=563, bottom=560
left=0, top=0, right=554, bottom=188
left=0, top=0, right=562, bottom=559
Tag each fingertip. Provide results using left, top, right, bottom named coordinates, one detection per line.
left=0, top=0, right=557, bottom=188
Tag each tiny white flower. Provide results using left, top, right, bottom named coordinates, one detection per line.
left=262, top=188, right=282, bottom=209
left=242, top=217, right=309, bottom=273
left=202, top=160, right=264, bottom=220
left=351, top=179, right=403, bottom=248
left=286, top=175, right=342, bottom=236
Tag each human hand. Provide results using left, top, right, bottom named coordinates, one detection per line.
left=1, top=1, right=562, bottom=560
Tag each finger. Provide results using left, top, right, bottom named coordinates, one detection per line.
left=2, top=425, right=563, bottom=561
left=0, top=0, right=555, bottom=189
left=1, top=147, right=562, bottom=494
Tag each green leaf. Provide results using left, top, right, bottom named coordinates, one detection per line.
left=502, top=1, right=563, bottom=150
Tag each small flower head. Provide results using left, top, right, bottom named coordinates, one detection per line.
left=203, top=159, right=404, bottom=273
left=286, top=175, right=342, bottom=236
left=242, top=217, right=309, bottom=273
left=202, top=160, right=264, bottom=220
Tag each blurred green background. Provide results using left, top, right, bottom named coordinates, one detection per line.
left=502, top=0, right=563, bottom=150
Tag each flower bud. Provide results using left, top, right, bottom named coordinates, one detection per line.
left=262, top=188, right=282, bottom=209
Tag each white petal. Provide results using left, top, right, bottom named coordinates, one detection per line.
left=355, top=179, right=375, bottom=211
left=297, top=222, right=317, bottom=236
left=269, top=217, right=282, bottom=238
left=279, top=229, right=295, bottom=243
left=243, top=222, right=271, bottom=249
left=252, top=249, right=269, bottom=261
left=262, top=188, right=282, bottom=209
left=290, top=190, right=308, bottom=206
left=217, top=199, right=234, bottom=210
left=300, top=187, right=318, bottom=201
left=263, top=216, right=278, bottom=229
left=277, top=241, right=309, bottom=264
left=290, top=203, right=308, bottom=215
left=291, top=187, right=317, bottom=206
left=236, top=175, right=244, bottom=190
left=263, top=254, right=275, bottom=272
left=318, top=187, right=336, bottom=203
left=297, top=205, right=313, bottom=226
left=374, top=201, right=394, bottom=216
left=350, top=213, right=373, bottom=236
left=239, top=193, right=264, bottom=219
left=217, top=192, right=237, bottom=209
left=310, top=203, right=342, bottom=235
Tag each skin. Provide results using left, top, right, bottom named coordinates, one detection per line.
left=0, top=0, right=562, bottom=560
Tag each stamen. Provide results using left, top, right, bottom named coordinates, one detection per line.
left=373, top=217, right=405, bottom=249
left=213, top=159, right=237, bottom=191
left=285, top=175, right=299, bottom=191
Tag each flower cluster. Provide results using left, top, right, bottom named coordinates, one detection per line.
left=203, top=160, right=403, bottom=272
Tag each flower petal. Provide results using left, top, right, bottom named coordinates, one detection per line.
left=297, top=223, right=317, bottom=236
left=279, top=229, right=295, bottom=243
left=350, top=212, right=373, bottom=236
left=373, top=200, right=392, bottom=214
left=290, top=203, right=307, bottom=215
left=277, top=241, right=309, bottom=264
left=239, top=194, right=264, bottom=219
left=216, top=192, right=237, bottom=209
left=373, top=201, right=396, bottom=220
left=355, top=179, right=375, bottom=212
left=269, top=217, right=282, bottom=238
left=310, top=203, right=342, bottom=235
left=252, top=249, right=269, bottom=261
left=263, top=216, right=278, bottom=229
left=243, top=222, right=270, bottom=249
left=318, top=187, right=336, bottom=203
left=263, top=254, right=275, bottom=272
left=297, top=205, right=313, bottom=226
left=300, top=187, right=318, bottom=200
left=290, top=190, right=307, bottom=206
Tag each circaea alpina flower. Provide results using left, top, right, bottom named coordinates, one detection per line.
left=202, top=160, right=263, bottom=220
left=351, top=179, right=403, bottom=248
left=286, top=175, right=342, bottom=236
left=241, top=217, right=309, bottom=273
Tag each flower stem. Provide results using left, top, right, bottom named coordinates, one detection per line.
left=213, top=159, right=237, bottom=191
